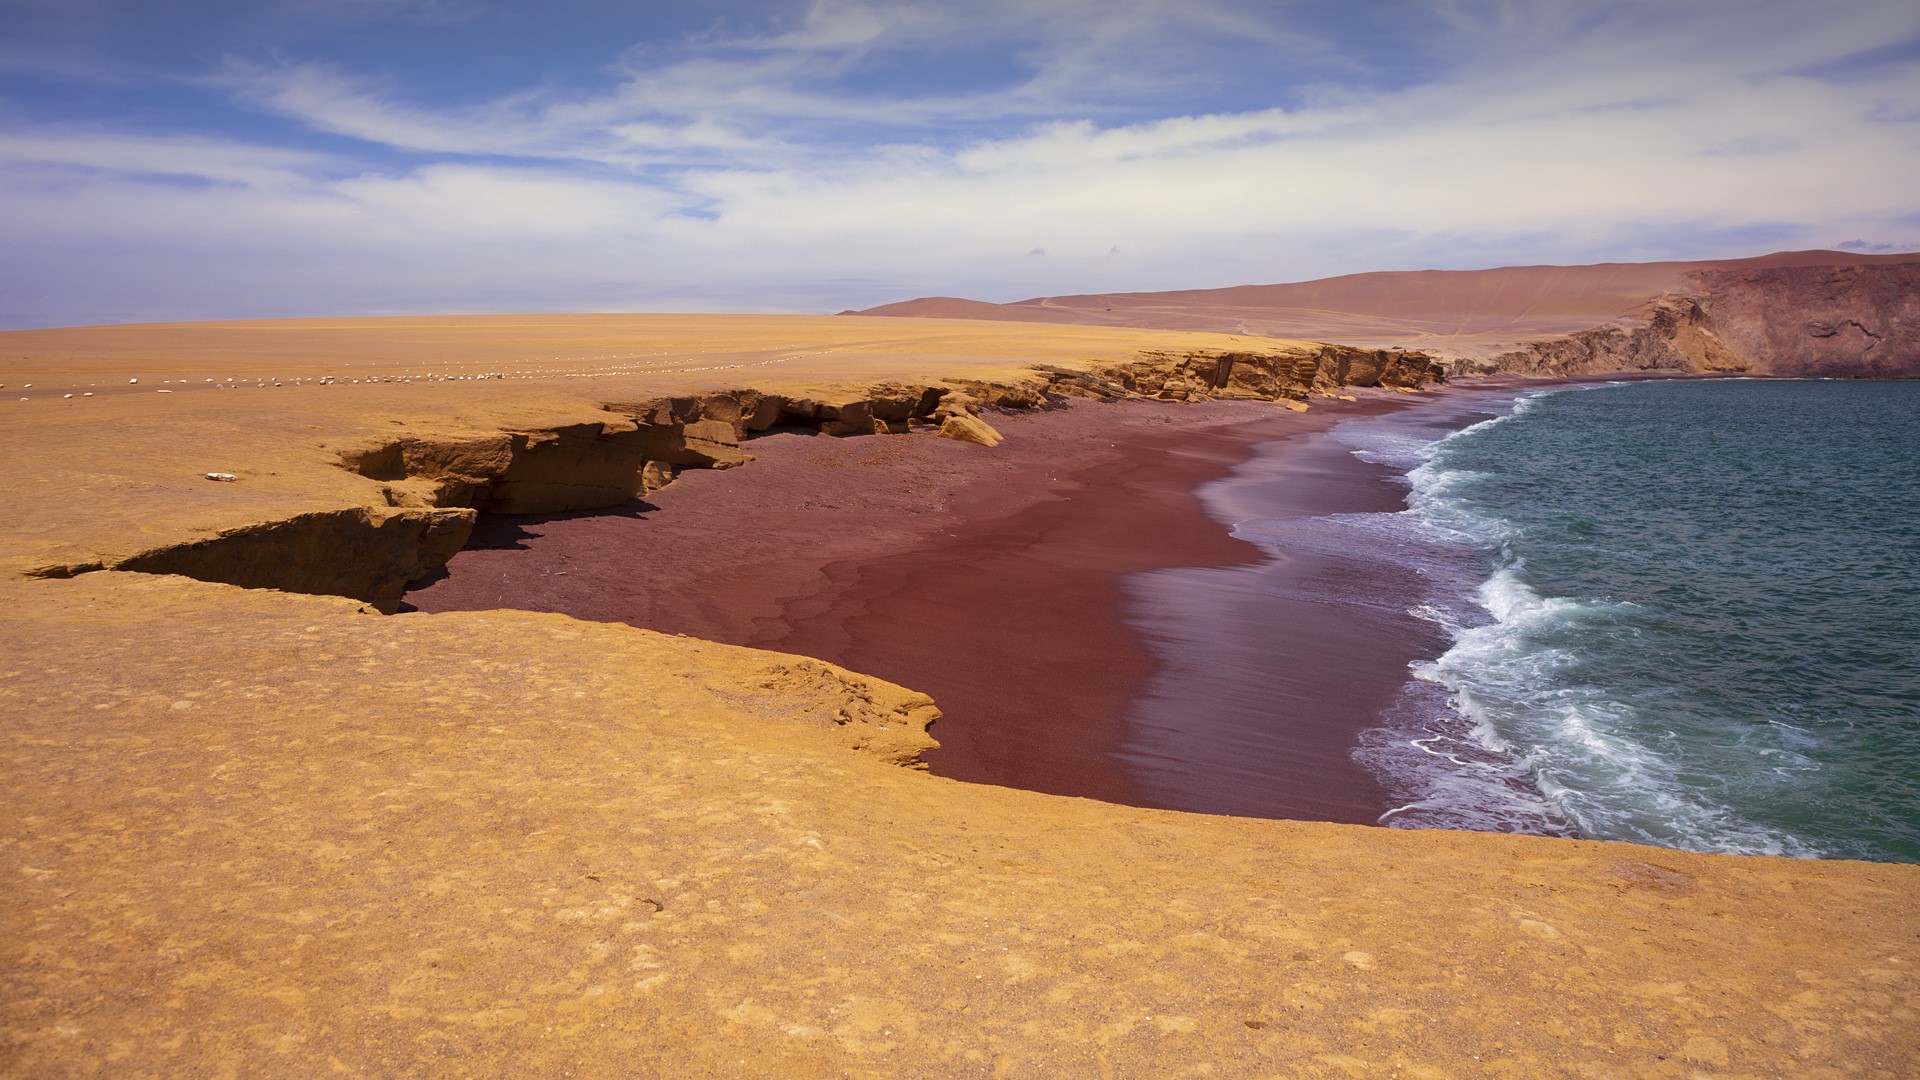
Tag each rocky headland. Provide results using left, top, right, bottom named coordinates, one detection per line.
left=858, top=250, right=1920, bottom=380
left=2, top=311, right=1916, bottom=1076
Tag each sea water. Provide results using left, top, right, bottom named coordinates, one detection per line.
left=1320, top=379, right=1919, bottom=862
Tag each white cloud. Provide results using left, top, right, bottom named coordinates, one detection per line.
left=0, top=128, right=328, bottom=187
left=331, top=165, right=685, bottom=240
left=220, top=61, right=566, bottom=158
left=222, top=0, right=1340, bottom=162
left=2, top=0, right=1918, bottom=326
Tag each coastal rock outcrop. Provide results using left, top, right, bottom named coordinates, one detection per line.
left=1480, top=261, right=1920, bottom=378
left=339, top=421, right=657, bottom=514
left=1691, top=262, right=1920, bottom=377
left=1089, top=345, right=1443, bottom=401
left=1481, top=296, right=1746, bottom=377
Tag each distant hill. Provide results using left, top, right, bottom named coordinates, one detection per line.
left=853, top=250, right=1920, bottom=377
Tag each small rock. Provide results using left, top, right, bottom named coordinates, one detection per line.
left=205, top=472, right=239, bottom=482
left=937, top=414, right=1004, bottom=447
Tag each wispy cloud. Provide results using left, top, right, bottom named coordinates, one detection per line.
left=0, top=127, right=329, bottom=186
left=263, top=0, right=489, bottom=29
left=1, top=0, right=1916, bottom=327
left=219, top=60, right=580, bottom=158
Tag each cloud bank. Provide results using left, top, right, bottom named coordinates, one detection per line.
left=1, top=0, right=1916, bottom=327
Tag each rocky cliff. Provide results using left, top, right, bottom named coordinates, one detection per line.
left=1071, top=345, right=1441, bottom=401
left=19, top=343, right=1439, bottom=613
left=1479, top=261, right=1920, bottom=378
left=1690, top=261, right=1920, bottom=377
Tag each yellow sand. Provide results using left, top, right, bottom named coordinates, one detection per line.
left=2, top=315, right=1914, bottom=1078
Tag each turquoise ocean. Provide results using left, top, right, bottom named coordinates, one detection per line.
left=1294, top=379, right=1919, bottom=862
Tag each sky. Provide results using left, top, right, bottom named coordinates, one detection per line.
left=1, top=0, right=1917, bottom=328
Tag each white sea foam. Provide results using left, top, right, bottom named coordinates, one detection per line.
left=1342, top=386, right=1831, bottom=856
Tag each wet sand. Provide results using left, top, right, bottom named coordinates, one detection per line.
left=1117, top=386, right=1558, bottom=823
left=409, top=391, right=1450, bottom=820
left=1117, top=427, right=1438, bottom=822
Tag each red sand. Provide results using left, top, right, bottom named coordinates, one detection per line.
left=408, top=392, right=1445, bottom=820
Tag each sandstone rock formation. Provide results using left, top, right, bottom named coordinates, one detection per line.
left=1478, top=296, right=1747, bottom=378
left=1092, top=346, right=1442, bottom=400
left=937, top=413, right=1004, bottom=446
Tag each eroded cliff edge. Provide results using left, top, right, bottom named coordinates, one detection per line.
left=30, top=344, right=1441, bottom=613
left=1476, top=261, right=1920, bottom=378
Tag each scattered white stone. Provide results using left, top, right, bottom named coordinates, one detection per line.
left=156, top=389, right=173, bottom=394
left=128, top=378, right=139, bottom=384
left=205, top=472, right=238, bottom=482
left=81, top=392, right=93, bottom=397
left=63, top=393, right=72, bottom=398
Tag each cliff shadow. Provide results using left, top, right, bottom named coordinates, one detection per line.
left=465, top=498, right=662, bottom=550
left=396, top=497, right=660, bottom=609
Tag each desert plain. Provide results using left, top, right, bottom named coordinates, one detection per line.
left=2, top=296, right=1917, bottom=1078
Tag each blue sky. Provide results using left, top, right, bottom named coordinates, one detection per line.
left=1, top=0, right=1916, bottom=328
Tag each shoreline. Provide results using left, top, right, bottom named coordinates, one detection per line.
left=409, top=374, right=1704, bottom=824
left=1114, top=380, right=1569, bottom=824
left=757, top=397, right=1408, bottom=805
left=1115, top=413, right=1442, bottom=823
left=409, top=386, right=1504, bottom=820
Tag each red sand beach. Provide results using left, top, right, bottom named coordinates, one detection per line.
left=408, top=389, right=1493, bottom=823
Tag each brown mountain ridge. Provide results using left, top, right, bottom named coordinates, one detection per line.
left=855, top=249, right=1920, bottom=378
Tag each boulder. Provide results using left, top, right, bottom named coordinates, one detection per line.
left=937, top=414, right=1004, bottom=447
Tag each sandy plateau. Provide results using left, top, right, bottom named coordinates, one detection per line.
left=2, top=313, right=1916, bottom=1077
